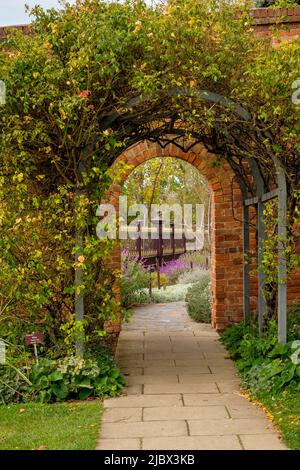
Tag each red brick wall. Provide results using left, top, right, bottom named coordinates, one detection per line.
left=251, top=7, right=300, bottom=42
left=104, top=141, right=245, bottom=333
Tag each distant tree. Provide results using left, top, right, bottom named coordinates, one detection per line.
left=122, top=157, right=211, bottom=212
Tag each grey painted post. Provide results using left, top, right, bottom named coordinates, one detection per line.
left=75, top=216, right=84, bottom=357
left=75, top=164, right=86, bottom=357
left=257, top=201, right=266, bottom=336
left=137, top=222, right=142, bottom=259
left=171, top=222, right=175, bottom=259
left=248, top=158, right=267, bottom=336
left=273, top=158, right=287, bottom=344
left=243, top=204, right=250, bottom=324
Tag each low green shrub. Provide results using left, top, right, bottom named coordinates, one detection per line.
left=0, top=351, right=125, bottom=404
left=179, top=251, right=210, bottom=269
left=150, top=283, right=192, bottom=303
left=120, top=256, right=149, bottom=308
left=0, top=365, right=30, bottom=405
left=221, top=309, right=300, bottom=450
left=287, top=301, right=300, bottom=342
left=221, top=320, right=300, bottom=395
left=178, top=268, right=210, bottom=285
left=151, top=272, right=169, bottom=288
left=185, top=273, right=211, bottom=323
left=167, top=267, right=188, bottom=285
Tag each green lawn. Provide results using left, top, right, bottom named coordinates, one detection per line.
left=0, top=401, right=103, bottom=450
left=252, top=389, right=300, bottom=450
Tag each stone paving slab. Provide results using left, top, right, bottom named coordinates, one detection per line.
left=102, top=407, right=143, bottom=423
left=183, top=393, right=257, bottom=407
left=216, top=380, right=241, bottom=393
left=143, top=383, right=219, bottom=394
left=116, top=353, right=144, bottom=360
left=125, top=385, right=143, bottom=395
left=226, top=404, right=267, bottom=419
left=143, top=366, right=211, bottom=375
left=101, top=421, right=188, bottom=439
left=127, top=375, right=179, bottom=385
left=117, top=359, right=176, bottom=367
left=178, top=373, right=239, bottom=382
left=143, top=406, right=229, bottom=421
left=169, top=336, right=203, bottom=343
left=203, top=353, right=232, bottom=359
left=178, top=374, right=239, bottom=384
left=143, top=352, right=206, bottom=360
left=188, top=418, right=274, bottom=436
left=97, top=438, right=141, bottom=450
left=97, top=301, right=287, bottom=450
left=142, top=435, right=242, bottom=450
left=239, top=434, right=287, bottom=450
left=117, top=345, right=145, bottom=352
left=193, top=331, right=220, bottom=337
left=207, top=364, right=237, bottom=373
left=175, top=359, right=229, bottom=367
left=122, top=367, right=143, bottom=375
left=103, top=394, right=183, bottom=408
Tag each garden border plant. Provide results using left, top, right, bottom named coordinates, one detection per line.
left=220, top=304, right=300, bottom=449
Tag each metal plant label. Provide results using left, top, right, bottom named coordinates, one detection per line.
left=25, top=332, right=44, bottom=345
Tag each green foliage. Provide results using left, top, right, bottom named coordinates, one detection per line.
left=0, top=365, right=30, bottom=405
left=150, top=283, right=193, bottom=303
left=179, top=252, right=211, bottom=269
left=259, top=198, right=300, bottom=319
left=0, top=350, right=125, bottom=404
left=185, top=273, right=211, bottom=323
left=244, top=358, right=299, bottom=394
left=124, top=283, right=193, bottom=304
left=221, top=319, right=300, bottom=394
left=287, top=301, right=300, bottom=342
left=150, top=272, right=169, bottom=288
left=178, top=268, right=210, bottom=285
left=122, top=157, right=211, bottom=233
left=222, top=317, right=300, bottom=449
left=120, top=255, right=149, bottom=308
left=166, top=266, right=189, bottom=285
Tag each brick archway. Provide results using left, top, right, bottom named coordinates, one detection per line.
left=105, top=140, right=248, bottom=334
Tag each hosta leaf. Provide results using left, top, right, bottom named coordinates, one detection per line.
left=48, top=371, right=63, bottom=382
left=79, top=388, right=93, bottom=400
left=51, top=383, right=69, bottom=400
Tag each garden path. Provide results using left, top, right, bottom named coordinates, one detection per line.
left=97, top=302, right=287, bottom=450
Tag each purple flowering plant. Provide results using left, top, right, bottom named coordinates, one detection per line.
left=159, top=259, right=190, bottom=275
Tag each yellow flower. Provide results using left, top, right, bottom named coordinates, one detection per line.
left=134, top=20, right=142, bottom=33
left=78, top=255, right=85, bottom=264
